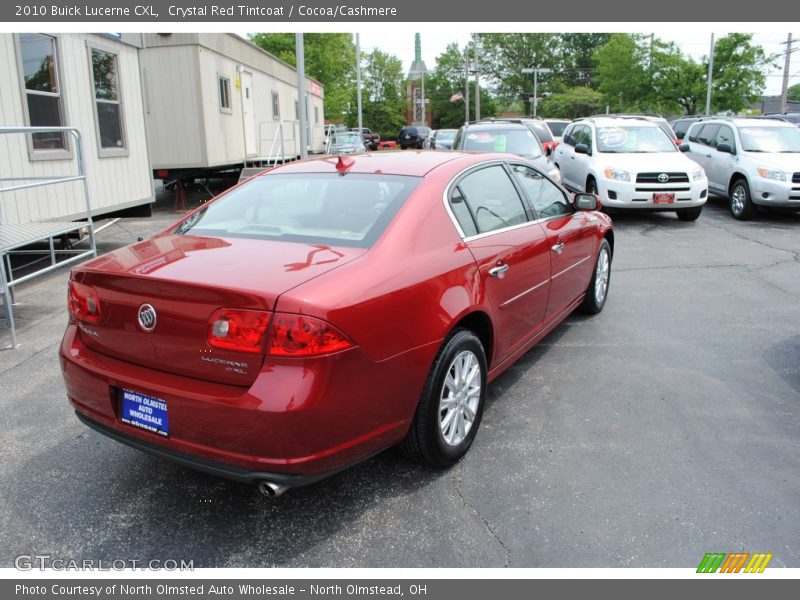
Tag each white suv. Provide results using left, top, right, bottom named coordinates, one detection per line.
left=555, top=117, right=708, bottom=221
left=683, top=117, right=800, bottom=219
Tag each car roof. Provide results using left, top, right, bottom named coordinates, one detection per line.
left=463, top=121, right=531, bottom=131
left=689, top=117, right=795, bottom=129
left=578, top=116, right=659, bottom=127
left=266, top=150, right=497, bottom=177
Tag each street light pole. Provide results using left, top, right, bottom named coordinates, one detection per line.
left=464, top=47, right=470, bottom=123
left=705, top=33, right=715, bottom=116
left=473, top=33, right=480, bottom=121
left=295, top=32, right=308, bottom=158
left=356, top=33, right=363, bottom=135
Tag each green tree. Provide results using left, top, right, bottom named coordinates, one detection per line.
left=351, top=49, right=406, bottom=140
left=788, top=83, right=800, bottom=103
left=557, top=33, right=612, bottom=88
left=594, top=33, right=650, bottom=112
left=479, top=33, right=561, bottom=115
left=649, top=40, right=707, bottom=115
left=710, top=33, right=770, bottom=114
left=538, top=87, right=605, bottom=119
left=249, top=33, right=355, bottom=122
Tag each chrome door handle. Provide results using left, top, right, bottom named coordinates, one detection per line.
left=488, top=263, right=509, bottom=278
left=551, top=242, right=565, bottom=254
left=705, top=154, right=712, bottom=158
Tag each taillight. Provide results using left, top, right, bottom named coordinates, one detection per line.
left=208, top=308, right=270, bottom=353
left=68, top=280, right=101, bottom=324
left=268, top=313, right=353, bottom=357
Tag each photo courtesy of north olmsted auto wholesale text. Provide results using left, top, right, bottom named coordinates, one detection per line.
left=1, top=0, right=799, bottom=597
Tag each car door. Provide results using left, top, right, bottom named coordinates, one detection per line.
left=707, top=124, right=738, bottom=190
left=509, top=163, right=597, bottom=321
left=570, top=125, right=593, bottom=192
left=555, top=125, right=578, bottom=189
left=687, top=124, right=721, bottom=191
left=448, top=163, right=551, bottom=361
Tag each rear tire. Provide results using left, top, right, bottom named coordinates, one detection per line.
left=729, top=178, right=755, bottom=220
left=677, top=206, right=703, bottom=221
left=580, top=239, right=612, bottom=315
left=402, top=328, right=487, bottom=468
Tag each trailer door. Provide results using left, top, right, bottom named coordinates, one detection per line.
left=241, top=71, right=257, bottom=157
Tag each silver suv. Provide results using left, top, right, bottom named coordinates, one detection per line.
left=683, top=117, right=800, bottom=219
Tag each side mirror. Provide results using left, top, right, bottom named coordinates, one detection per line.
left=679, top=143, right=691, bottom=153
left=575, top=143, right=590, bottom=155
left=574, top=192, right=600, bottom=211
left=716, top=143, right=735, bottom=155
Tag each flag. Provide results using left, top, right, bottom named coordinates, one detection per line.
left=450, top=92, right=464, bottom=102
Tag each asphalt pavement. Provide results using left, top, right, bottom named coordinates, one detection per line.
left=1, top=188, right=798, bottom=568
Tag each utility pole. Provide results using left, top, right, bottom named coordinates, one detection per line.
left=473, top=33, right=480, bottom=121
left=522, top=67, right=551, bottom=117
left=781, top=33, right=793, bottom=113
left=356, top=33, right=363, bottom=136
left=464, top=46, right=470, bottom=123
left=705, top=33, right=714, bottom=116
left=295, top=32, right=308, bottom=158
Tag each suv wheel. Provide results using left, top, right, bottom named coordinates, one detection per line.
left=730, top=179, right=755, bottom=220
left=677, top=206, right=702, bottom=221
left=586, top=177, right=598, bottom=195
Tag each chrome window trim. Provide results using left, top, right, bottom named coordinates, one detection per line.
left=442, top=159, right=573, bottom=243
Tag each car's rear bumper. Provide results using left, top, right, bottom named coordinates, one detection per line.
left=61, top=323, right=430, bottom=480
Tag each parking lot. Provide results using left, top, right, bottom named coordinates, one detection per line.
left=1, top=188, right=799, bottom=568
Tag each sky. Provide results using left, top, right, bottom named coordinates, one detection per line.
left=353, top=29, right=798, bottom=97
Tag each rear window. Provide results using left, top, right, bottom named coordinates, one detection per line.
left=174, top=173, right=421, bottom=248
left=528, top=121, right=554, bottom=143
left=400, top=127, right=418, bottom=136
left=545, top=121, right=568, bottom=137
left=462, top=128, right=543, bottom=158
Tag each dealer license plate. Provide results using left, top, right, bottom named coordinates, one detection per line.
left=653, top=192, right=675, bottom=204
left=120, top=389, right=170, bottom=436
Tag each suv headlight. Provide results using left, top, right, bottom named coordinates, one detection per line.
left=757, top=168, right=787, bottom=181
left=604, top=167, right=630, bottom=182
left=692, top=169, right=705, bottom=181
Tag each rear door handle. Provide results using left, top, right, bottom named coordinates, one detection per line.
left=488, top=263, right=509, bottom=278
left=551, top=242, right=565, bottom=254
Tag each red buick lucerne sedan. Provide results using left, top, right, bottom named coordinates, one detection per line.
left=60, top=151, right=613, bottom=496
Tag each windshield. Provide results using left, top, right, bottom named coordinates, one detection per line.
left=174, top=173, right=421, bottom=248
left=739, top=126, right=800, bottom=152
left=546, top=121, right=568, bottom=137
left=437, top=130, right=457, bottom=140
left=596, top=126, right=677, bottom=153
left=334, top=133, right=362, bottom=145
left=462, top=129, right=543, bottom=158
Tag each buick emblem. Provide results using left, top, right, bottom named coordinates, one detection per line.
left=137, top=303, right=157, bottom=332
left=657, top=173, right=670, bottom=183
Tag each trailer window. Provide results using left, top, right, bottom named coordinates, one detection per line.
left=17, top=33, right=67, bottom=152
left=218, top=76, right=231, bottom=112
left=272, top=91, right=280, bottom=120
left=90, top=48, right=126, bottom=154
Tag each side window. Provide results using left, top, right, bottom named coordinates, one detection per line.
left=453, top=127, right=465, bottom=149
left=697, top=124, right=720, bottom=147
left=218, top=76, right=231, bottom=112
left=271, top=91, right=280, bottom=120
left=714, top=125, right=735, bottom=150
left=583, top=126, right=593, bottom=150
left=562, top=125, right=576, bottom=146
left=457, top=166, right=529, bottom=234
left=687, top=125, right=700, bottom=143
left=448, top=186, right=478, bottom=237
left=511, top=165, right=573, bottom=218
left=17, top=33, right=68, bottom=152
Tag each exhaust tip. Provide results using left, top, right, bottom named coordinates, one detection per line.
left=258, top=480, right=289, bottom=498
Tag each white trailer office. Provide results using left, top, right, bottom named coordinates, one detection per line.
left=139, top=33, right=326, bottom=180
left=0, top=32, right=154, bottom=225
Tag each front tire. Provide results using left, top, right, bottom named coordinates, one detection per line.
left=677, top=206, right=703, bottom=221
left=402, top=328, right=488, bottom=468
left=730, top=179, right=755, bottom=220
left=580, top=239, right=612, bottom=314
